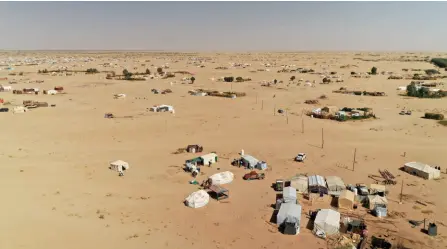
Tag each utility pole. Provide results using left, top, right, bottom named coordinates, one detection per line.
left=321, top=128, right=324, bottom=149
left=256, top=93, right=258, bottom=104
left=274, top=105, right=276, bottom=116
left=400, top=179, right=404, bottom=204
left=261, top=100, right=264, bottom=110
left=352, top=148, right=357, bottom=171
left=286, top=111, right=289, bottom=124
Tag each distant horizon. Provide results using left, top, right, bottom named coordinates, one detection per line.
left=1, top=1, right=447, bottom=52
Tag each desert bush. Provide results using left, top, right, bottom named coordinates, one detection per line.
left=425, top=69, right=440, bottom=75
left=191, top=76, right=196, bottom=83
left=351, top=71, right=356, bottom=75
left=157, top=67, right=163, bottom=74
left=371, top=67, right=377, bottom=75
left=224, top=76, right=234, bottom=82
left=145, top=68, right=151, bottom=75
left=19, top=72, right=23, bottom=76
left=430, top=58, right=447, bottom=68
left=235, top=77, right=244, bottom=82
left=86, top=68, right=99, bottom=74
left=425, top=113, right=444, bottom=120
left=290, top=76, right=296, bottom=81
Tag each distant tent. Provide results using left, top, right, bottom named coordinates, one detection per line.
left=403, top=162, right=440, bottom=180
left=338, top=190, right=355, bottom=210
left=313, top=209, right=340, bottom=236
left=209, top=171, right=234, bottom=185
left=185, top=190, right=210, bottom=208
left=290, top=175, right=308, bottom=193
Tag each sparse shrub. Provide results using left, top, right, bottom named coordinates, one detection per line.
left=224, top=76, right=234, bottom=82
left=157, top=67, right=163, bottom=74
left=425, top=113, right=444, bottom=120
left=425, top=69, right=440, bottom=75
left=351, top=71, right=356, bottom=75
left=274, top=79, right=277, bottom=84
left=290, top=76, right=296, bottom=81
left=123, top=69, right=129, bottom=76
left=191, top=76, right=195, bottom=83
left=86, top=68, right=99, bottom=74
left=430, top=58, right=447, bottom=68
left=371, top=67, right=377, bottom=75
left=19, top=72, right=23, bottom=76
left=145, top=68, right=151, bottom=75
left=236, top=76, right=244, bottom=82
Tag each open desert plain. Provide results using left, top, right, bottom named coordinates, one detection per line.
left=1, top=51, right=447, bottom=249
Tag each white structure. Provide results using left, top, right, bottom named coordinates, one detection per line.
left=325, top=176, right=346, bottom=196
left=185, top=190, right=210, bottom=208
left=110, top=160, right=130, bottom=173
left=313, top=209, right=341, bottom=236
left=276, top=202, right=302, bottom=234
left=13, top=106, right=28, bottom=114
left=403, top=162, right=441, bottom=180
left=0, top=85, right=12, bottom=91
left=200, top=153, right=218, bottom=164
left=209, top=171, right=234, bottom=185
left=114, top=93, right=126, bottom=99
left=308, top=175, right=328, bottom=194
left=46, top=89, right=58, bottom=95
left=338, top=190, right=355, bottom=210
left=368, top=195, right=388, bottom=210
left=150, top=104, right=175, bottom=113
left=282, top=186, right=297, bottom=203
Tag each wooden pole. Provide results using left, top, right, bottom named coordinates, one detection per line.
left=274, top=105, right=276, bottom=116
left=321, top=128, right=324, bottom=149
left=286, top=111, right=289, bottom=124
left=400, top=179, right=404, bottom=203
left=352, top=148, right=357, bottom=171
left=256, top=93, right=258, bottom=104
left=261, top=100, right=264, bottom=110
left=302, top=117, right=304, bottom=133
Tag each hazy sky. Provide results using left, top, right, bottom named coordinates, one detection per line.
left=1, top=1, right=446, bottom=51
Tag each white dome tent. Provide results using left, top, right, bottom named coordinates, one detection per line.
left=185, top=190, right=210, bottom=208
left=110, top=160, right=129, bottom=175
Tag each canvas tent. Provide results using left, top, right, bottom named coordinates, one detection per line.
left=209, top=171, right=234, bottom=185
left=326, top=176, right=346, bottom=196
left=368, top=195, right=388, bottom=210
left=290, top=175, right=308, bottom=193
left=185, top=190, right=210, bottom=208
left=283, top=186, right=297, bottom=203
left=276, top=202, right=302, bottom=234
left=403, top=162, right=440, bottom=180
left=110, top=160, right=130, bottom=173
left=369, top=184, right=386, bottom=195
left=240, top=155, right=259, bottom=169
left=313, top=209, right=341, bottom=236
left=308, top=175, right=328, bottom=194
left=200, top=153, right=218, bottom=165
left=338, top=190, right=355, bottom=210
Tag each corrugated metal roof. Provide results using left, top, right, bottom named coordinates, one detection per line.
left=308, top=175, right=326, bottom=187
left=404, top=162, right=437, bottom=174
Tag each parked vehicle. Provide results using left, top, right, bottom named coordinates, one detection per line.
left=243, top=171, right=265, bottom=181
left=295, top=153, right=306, bottom=162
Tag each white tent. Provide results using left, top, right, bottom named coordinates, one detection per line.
left=200, top=153, right=218, bottom=164
left=308, top=175, right=328, bottom=194
left=313, top=209, right=340, bottom=236
left=403, top=162, right=440, bottom=180
left=13, top=106, right=28, bottom=114
left=283, top=186, right=297, bottom=203
left=276, top=202, right=302, bottom=230
left=209, top=171, right=234, bottom=185
left=326, top=176, right=346, bottom=196
left=368, top=195, right=388, bottom=210
left=110, top=160, right=130, bottom=172
left=185, top=190, right=210, bottom=208
left=290, top=176, right=308, bottom=193
left=47, top=89, right=58, bottom=95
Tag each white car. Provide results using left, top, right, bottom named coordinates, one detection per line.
left=295, top=153, right=306, bottom=162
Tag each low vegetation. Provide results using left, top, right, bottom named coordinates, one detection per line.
left=406, top=82, right=447, bottom=98
left=430, top=58, right=447, bottom=68
left=424, top=113, right=444, bottom=120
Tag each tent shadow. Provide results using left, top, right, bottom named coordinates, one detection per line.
left=270, top=210, right=278, bottom=224
left=330, top=196, right=339, bottom=208
left=306, top=218, right=315, bottom=231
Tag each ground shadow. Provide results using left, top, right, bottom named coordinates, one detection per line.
left=270, top=210, right=278, bottom=224
left=330, top=196, right=339, bottom=208
left=306, top=218, right=315, bottom=231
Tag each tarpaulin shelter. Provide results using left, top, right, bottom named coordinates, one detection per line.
left=368, top=195, right=388, bottom=210
left=290, top=175, right=308, bottom=193
left=313, top=209, right=341, bottom=236
left=282, top=186, right=297, bottom=203
left=338, top=190, right=355, bottom=210
left=276, top=202, right=302, bottom=235
left=326, top=176, right=346, bottom=196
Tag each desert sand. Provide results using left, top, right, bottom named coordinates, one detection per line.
left=0, top=51, right=446, bottom=249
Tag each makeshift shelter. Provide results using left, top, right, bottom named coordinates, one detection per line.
left=338, top=190, right=355, bottom=210
left=276, top=202, right=302, bottom=235
left=403, top=162, right=440, bottom=180
left=368, top=195, right=388, bottom=210
left=374, top=206, right=387, bottom=218
left=209, top=171, right=234, bottom=185
left=326, top=176, right=346, bottom=196
left=208, top=185, right=229, bottom=201
left=46, top=89, right=58, bottom=95
left=200, top=153, right=218, bottom=165
left=290, top=175, right=308, bottom=193
left=240, top=155, right=259, bottom=169
left=322, top=106, right=338, bottom=114
left=13, top=106, right=28, bottom=114
left=110, top=160, right=130, bottom=173
left=308, top=175, right=328, bottom=194
left=313, top=209, right=341, bottom=236
left=369, top=184, right=386, bottom=195
left=185, top=190, right=210, bottom=208
left=256, top=161, right=268, bottom=170
left=186, top=144, right=203, bottom=153
left=283, top=186, right=297, bottom=203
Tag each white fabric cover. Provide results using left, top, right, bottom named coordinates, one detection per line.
left=313, top=209, right=340, bottom=236
left=283, top=186, right=297, bottom=203
left=209, top=171, right=234, bottom=185
left=403, top=162, right=440, bottom=180
left=276, top=202, right=302, bottom=226
left=368, top=195, right=388, bottom=210
left=47, top=89, right=58, bottom=95
left=110, top=160, right=130, bottom=172
left=185, top=190, right=210, bottom=208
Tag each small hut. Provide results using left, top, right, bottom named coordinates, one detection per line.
left=338, top=190, right=355, bottom=210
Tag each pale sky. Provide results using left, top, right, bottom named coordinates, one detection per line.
left=1, top=1, right=446, bottom=51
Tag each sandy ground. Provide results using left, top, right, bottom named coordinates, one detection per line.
left=1, top=52, right=447, bottom=249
